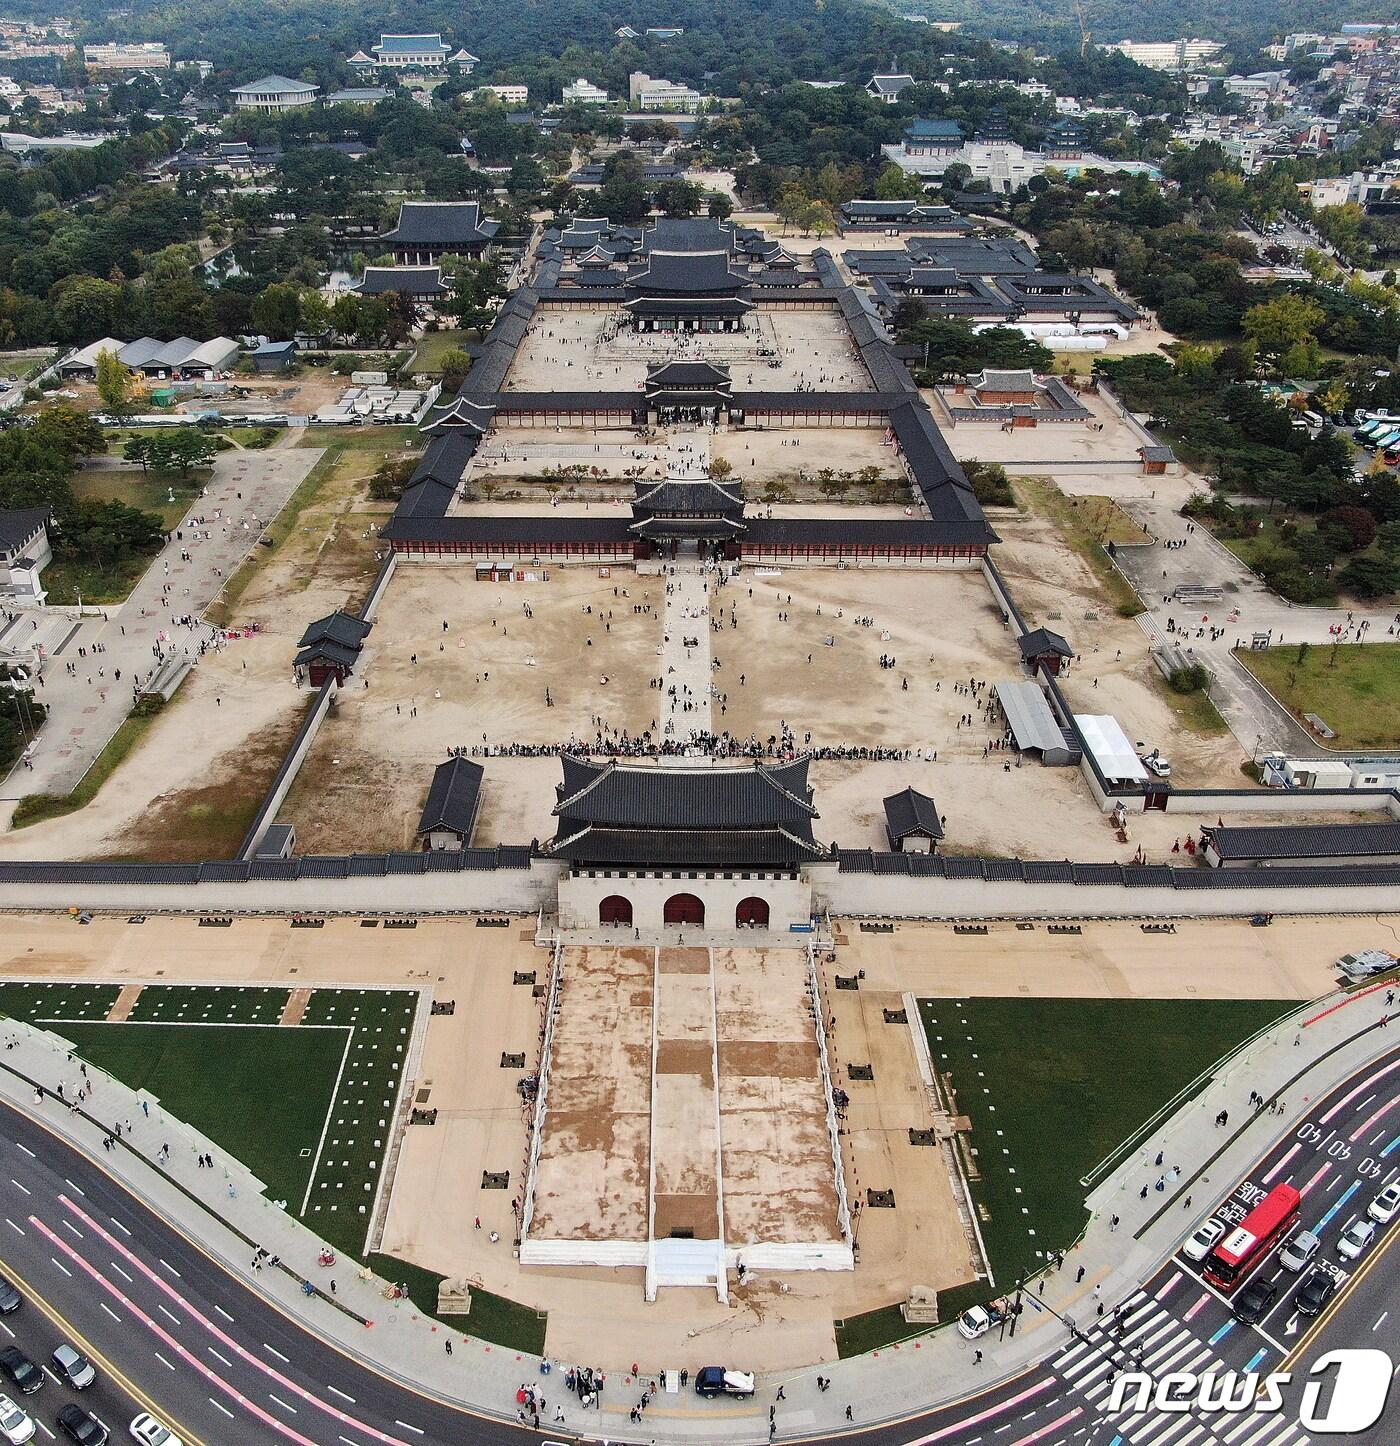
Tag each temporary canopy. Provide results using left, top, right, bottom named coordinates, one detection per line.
left=1073, top=714, right=1148, bottom=784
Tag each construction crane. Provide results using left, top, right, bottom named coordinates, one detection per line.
left=1074, top=0, right=1092, bottom=57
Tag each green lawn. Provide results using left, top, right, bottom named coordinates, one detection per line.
left=71, top=469, right=203, bottom=532
left=367, top=1254, right=547, bottom=1355
left=1238, top=643, right=1400, bottom=749
left=408, top=329, right=471, bottom=376
left=128, top=985, right=291, bottom=1025
left=54, top=1021, right=347, bottom=1207
left=42, top=554, right=159, bottom=607
left=921, top=997, right=1294, bottom=1284
left=0, top=982, right=120, bottom=1023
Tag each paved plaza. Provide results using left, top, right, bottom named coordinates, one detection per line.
left=0, top=444, right=320, bottom=809
left=506, top=310, right=873, bottom=392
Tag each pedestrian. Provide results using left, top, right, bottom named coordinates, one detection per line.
left=1075, top=1266, right=1085, bottom=1283
left=446, top=1339, right=453, bottom=1355
left=776, top=1386, right=786, bottom=1401
left=974, top=1349, right=983, bottom=1364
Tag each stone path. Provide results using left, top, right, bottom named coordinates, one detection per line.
left=660, top=563, right=713, bottom=740
left=1, top=446, right=320, bottom=804
left=105, top=983, right=144, bottom=1022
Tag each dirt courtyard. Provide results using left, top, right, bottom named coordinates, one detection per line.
left=282, top=563, right=664, bottom=853
left=461, top=423, right=902, bottom=490
left=506, top=308, right=872, bottom=392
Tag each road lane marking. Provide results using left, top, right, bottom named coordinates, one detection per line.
left=1009, top=1406, right=1081, bottom=1445
left=110, top=1263, right=132, bottom=1283
left=62, top=1179, right=84, bottom=1196
left=1320, top=1055, right=1400, bottom=1123
left=158, top=1257, right=181, bottom=1277
left=1313, top=1178, right=1362, bottom=1232
left=156, top=1303, right=181, bottom=1326
left=8, top=1181, right=29, bottom=1197
left=99, top=1303, right=119, bottom=1321
left=900, top=1379, right=1059, bottom=1446
left=51, top=1195, right=426, bottom=1445
left=1300, top=1162, right=1332, bottom=1196
left=393, top=1422, right=424, bottom=1436
left=213, top=1305, right=234, bottom=1321
left=1244, top=1347, right=1269, bottom=1370
left=15, top=1143, right=34, bottom=1158
left=264, top=1343, right=289, bottom=1363
left=48, top=1256, right=71, bottom=1276
left=209, top=1399, right=234, bottom=1419
left=60, top=1220, right=83, bottom=1239
left=1262, top=1144, right=1301, bottom=1184
left=106, top=1217, right=130, bottom=1237
left=1208, top=1320, right=1235, bottom=1345
left=208, top=1347, right=232, bottom=1367
left=1373, top=1311, right=1388, bottom=1330
left=4, top=1220, right=22, bottom=1236
left=154, top=1351, right=176, bottom=1370
left=327, top=1386, right=355, bottom=1404
left=270, top=1393, right=297, bottom=1414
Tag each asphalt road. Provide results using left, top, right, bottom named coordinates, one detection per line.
left=0, top=1048, right=1394, bottom=1446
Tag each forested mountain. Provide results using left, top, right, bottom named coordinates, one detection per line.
left=13, top=0, right=1396, bottom=78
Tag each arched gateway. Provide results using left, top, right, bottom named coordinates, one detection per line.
left=663, top=893, right=705, bottom=926
left=599, top=895, right=632, bottom=926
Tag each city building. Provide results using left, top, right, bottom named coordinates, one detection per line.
left=370, top=33, right=447, bottom=68
left=882, top=107, right=1161, bottom=194
left=562, top=77, right=610, bottom=105
left=1107, top=38, right=1223, bottom=71
left=83, top=41, right=170, bottom=70
left=475, top=83, right=528, bottom=105
left=628, top=71, right=703, bottom=111
left=324, top=86, right=391, bottom=106
left=0, top=508, right=51, bottom=601
left=230, top=75, right=320, bottom=112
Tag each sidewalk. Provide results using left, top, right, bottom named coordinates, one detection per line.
left=0, top=980, right=1394, bottom=1442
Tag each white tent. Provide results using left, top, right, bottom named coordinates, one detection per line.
left=1073, top=714, right=1148, bottom=784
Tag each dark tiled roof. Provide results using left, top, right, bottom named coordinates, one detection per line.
left=383, top=201, right=499, bottom=246
left=633, top=479, right=744, bottom=513
left=293, top=639, right=360, bottom=670
left=356, top=266, right=447, bottom=295
left=883, top=787, right=944, bottom=840
left=1206, top=822, right=1400, bottom=862
left=0, top=507, right=50, bottom=553
left=646, top=361, right=732, bottom=387
left=629, top=249, right=750, bottom=295
left=382, top=514, right=632, bottom=545
left=622, top=296, right=753, bottom=317
left=298, top=611, right=372, bottom=650
left=744, top=516, right=995, bottom=548
left=548, top=826, right=823, bottom=867
left=555, top=755, right=817, bottom=829
left=417, top=756, right=484, bottom=837
left=1019, top=626, right=1073, bottom=659
left=630, top=516, right=746, bottom=538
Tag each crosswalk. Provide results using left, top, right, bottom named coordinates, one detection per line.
left=1049, top=1290, right=1310, bottom=1446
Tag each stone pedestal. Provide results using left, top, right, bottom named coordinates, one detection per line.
left=901, top=1285, right=939, bottom=1324
left=437, top=1278, right=473, bottom=1315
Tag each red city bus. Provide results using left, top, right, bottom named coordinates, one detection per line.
left=1204, top=1184, right=1302, bottom=1292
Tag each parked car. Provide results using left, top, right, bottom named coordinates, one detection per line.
left=694, top=1367, right=755, bottom=1398
left=1338, top=1219, right=1377, bottom=1261
left=0, top=1395, right=33, bottom=1445
left=1295, top=1268, right=1337, bottom=1318
left=1279, top=1228, right=1322, bottom=1273
left=0, top=1353, right=39, bottom=1398
left=956, top=1303, right=1006, bottom=1339
left=1182, top=1217, right=1225, bottom=1263
left=127, top=1418, right=182, bottom=1446
left=0, top=1280, right=19, bottom=1315
left=56, top=1407, right=107, bottom=1446
left=51, top=1346, right=94, bottom=1390
left=1367, top=1182, right=1400, bottom=1225
left=1234, top=1276, right=1278, bottom=1324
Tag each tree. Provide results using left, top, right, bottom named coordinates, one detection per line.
left=1243, top=294, right=1326, bottom=366
left=252, top=282, right=302, bottom=340
left=53, top=277, right=124, bottom=342
left=297, top=289, right=331, bottom=339
left=437, top=347, right=472, bottom=390
left=655, top=180, right=702, bottom=218
left=95, top=349, right=133, bottom=415
left=707, top=192, right=734, bottom=221
left=1337, top=554, right=1399, bottom=599
left=775, top=182, right=809, bottom=234
left=1319, top=505, right=1378, bottom=552
left=144, top=429, right=217, bottom=477
left=874, top=163, right=924, bottom=202
left=708, top=457, right=734, bottom=480
left=122, top=434, right=153, bottom=472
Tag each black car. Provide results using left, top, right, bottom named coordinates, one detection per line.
left=0, top=1348, right=41, bottom=1395
left=1234, top=1276, right=1278, bottom=1324
left=1295, top=1268, right=1338, bottom=1318
left=0, top=1278, right=18, bottom=1315
left=57, top=1405, right=108, bottom=1445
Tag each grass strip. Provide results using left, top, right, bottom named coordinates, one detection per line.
left=1013, top=475, right=1147, bottom=618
